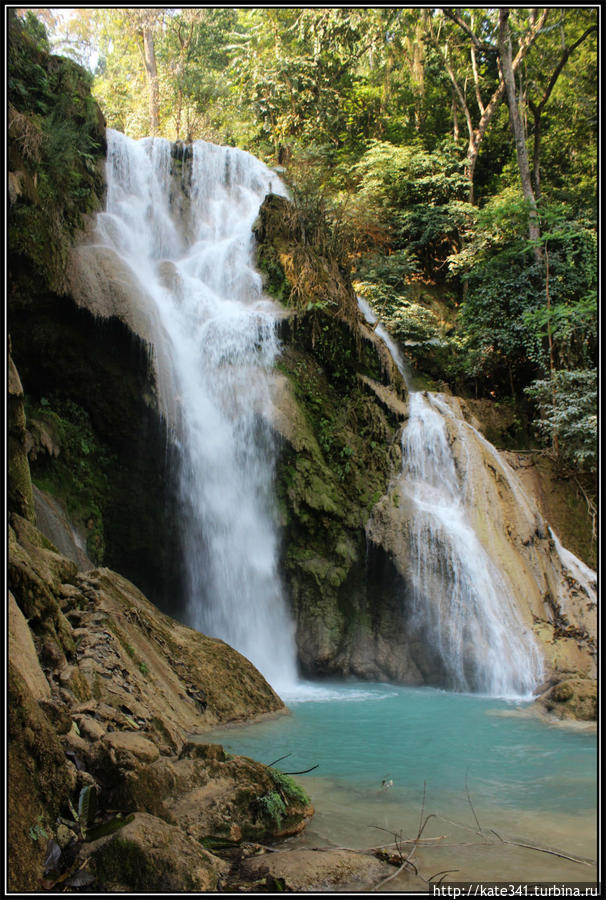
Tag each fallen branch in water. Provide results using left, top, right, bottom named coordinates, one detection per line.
left=281, top=764, right=319, bottom=775
left=266, top=753, right=292, bottom=767
left=465, top=770, right=482, bottom=834
left=494, top=836, right=595, bottom=867
left=371, top=784, right=441, bottom=891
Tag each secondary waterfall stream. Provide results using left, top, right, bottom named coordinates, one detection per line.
left=399, top=391, right=542, bottom=695
left=358, top=299, right=543, bottom=697
left=97, top=129, right=297, bottom=689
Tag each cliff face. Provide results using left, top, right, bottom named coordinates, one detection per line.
left=254, top=194, right=596, bottom=716
left=8, top=14, right=185, bottom=614
left=255, top=194, right=419, bottom=680
left=8, top=353, right=313, bottom=893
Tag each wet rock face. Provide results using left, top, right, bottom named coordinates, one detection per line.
left=256, top=193, right=414, bottom=681
left=10, top=298, right=186, bottom=616
left=8, top=349, right=35, bottom=523
left=260, top=183, right=597, bottom=695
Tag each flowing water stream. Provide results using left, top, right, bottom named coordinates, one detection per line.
left=358, top=298, right=543, bottom=697
left=97, top=129, right=297, bottom=689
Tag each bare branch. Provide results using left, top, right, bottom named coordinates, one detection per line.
left=441, top=8, right=496, bottom=54
left=533, top=24, right=597, bottom=115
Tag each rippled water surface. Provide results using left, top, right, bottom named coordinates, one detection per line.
left=205, top=682, right=597, bottom=884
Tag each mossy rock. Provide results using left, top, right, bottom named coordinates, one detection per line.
left=7, top=664, right=74, bottom=891
left=86, top=813, right=227, bottom=892
left=543, top=678, right=597, bottom=721
left=7, top=352, right=35, bottom=522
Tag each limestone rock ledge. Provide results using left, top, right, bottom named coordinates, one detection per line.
left=7, top=514, right=315, bottom=892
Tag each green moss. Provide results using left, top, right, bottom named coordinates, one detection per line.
left=256, top=791, right=287, bottom=828
left=268, top=769, right=310, bottom=806
left=69, top=668, right=92, bottom=702
left=93, top=837, right=150, bottom=891
left=26, top=395, right=116, bottom=564
left=7, top=445, right=35, bottom=523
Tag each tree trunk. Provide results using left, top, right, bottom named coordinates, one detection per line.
left=142, top=26, right=159, bottom=135
left=531, top=107, right=542, bottom=198
left=452, top=88, right=459, bottom=142
left=544, top=245, right=559, bottom=452
left=498, top=9, right=541, bottom=259
left=440, top=8, right=549, bottom=208
left=466, top=145, right=478, bottom=205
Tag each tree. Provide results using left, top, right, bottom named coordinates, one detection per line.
left=497, top=9, right=541, bottom=254
left=433, top=8, right=549, bottom=203
left=525, top=11, right=597, bottom=200
left=126, top=9, right=163, bottom=135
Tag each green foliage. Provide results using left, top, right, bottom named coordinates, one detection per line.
left=450, top=193, right=597, bottom=395
left=355, top=249, right=420, bottom=289
left=257, top=791, right=287, bottom=828
left=268, top=768, right=310, bottom=806
left=256, top=769, right=308, bottom=830
left=354, top=139, right=468, bottom=208
left=8, top=10, right=105, bottom=291
left=77, top=785, right=98, bottom=830
left=525, top=370, right=597, bottom=473
left=354, top=281, right=441, bottom=345
left=28, top=816, right=48, bottom=842
left=352, top=140, right=473, bottom=277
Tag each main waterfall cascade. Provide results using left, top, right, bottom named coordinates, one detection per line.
left=97, top=129, right=297, bottom=689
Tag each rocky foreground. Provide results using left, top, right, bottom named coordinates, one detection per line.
left=9, top=351, right=398, bottom=891
left=8, top=507, right=407, bottom=892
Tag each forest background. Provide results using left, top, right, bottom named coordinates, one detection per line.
left=11, top=6, right=598, bottom=489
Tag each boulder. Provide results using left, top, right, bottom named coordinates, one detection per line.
left=537, top=677, right=597, bottom=721
left=240, top=848, right=396, bottom=892
left=8, top=591, right=51, bottom=702
left=7, top=664, right=74, bottom=892
left=83, top=812, right=228, bottom=892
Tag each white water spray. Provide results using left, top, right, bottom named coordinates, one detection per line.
left=97, top=129, right=297, bottom=690
left=400, top=392, right=543, bottom=696
left=359, top=298, right=543, bottom=697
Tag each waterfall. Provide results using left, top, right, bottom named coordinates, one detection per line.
left=96, top=129, right=297, bottom=689
left=359, top=298, right=543, bottom=697
left=400, top=392, right=542, bottom=696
